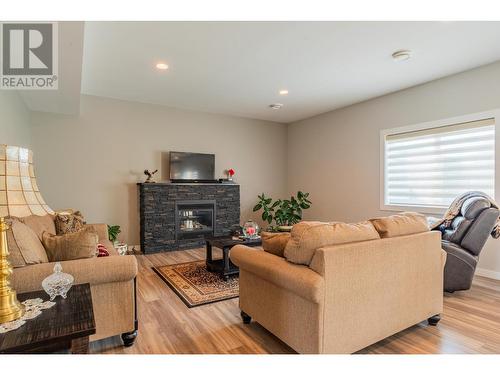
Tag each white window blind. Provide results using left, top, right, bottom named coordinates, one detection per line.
left=384, top=118, right=495, bottom=208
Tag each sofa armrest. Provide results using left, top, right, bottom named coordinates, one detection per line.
left=230, top=245, right=324, bottom=303
left=12, top=255, right=138, bottom=294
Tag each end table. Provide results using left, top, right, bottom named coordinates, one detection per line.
left=0, top=283, right=96, bottom=354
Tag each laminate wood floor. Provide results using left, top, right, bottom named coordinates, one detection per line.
left=90, top=248, right=500, bottom=354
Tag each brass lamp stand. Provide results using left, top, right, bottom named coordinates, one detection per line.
left=0, top=217, right=24, bottom=323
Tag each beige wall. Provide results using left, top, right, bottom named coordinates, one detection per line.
left=287, top=61, right=500, bottom=277
left=0, top=91, right=31, bottom=148
left=31, top=95, right=287, bottom=245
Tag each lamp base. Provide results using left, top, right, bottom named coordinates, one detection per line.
left=0, top=290, right=24, bottom=324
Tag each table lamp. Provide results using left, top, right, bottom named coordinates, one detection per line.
left=0, top=145, right=54, bottom=323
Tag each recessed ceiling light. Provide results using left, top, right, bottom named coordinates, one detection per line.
left=269, top=103, right=283, bottom=110
left=156, top=62, right=169, bottom=70
left=392, top=50, right=412, bottom=62
left=279, top=89, right=289, bottom=95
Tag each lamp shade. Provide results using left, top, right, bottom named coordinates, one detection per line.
left=0, top=145, right=54, bottom=218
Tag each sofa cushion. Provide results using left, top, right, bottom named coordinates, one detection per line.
left=284, top=221, right=380, bottom=265
left=42, top=226, right=98, bottom=262
left=261, top=231, right=291, bottom=257
left=7, top=219, right=49, bottom=267
left=18, top=214, right=56, bottom=241
left=370, top=212, right=428, bottom=238
left=55, top=211, right=85, bottom=235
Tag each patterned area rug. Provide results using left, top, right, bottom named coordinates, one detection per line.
left=153, top=260, right=239, bottom=308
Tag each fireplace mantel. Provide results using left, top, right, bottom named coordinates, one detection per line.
left=138, top=183, right=240, bottom=253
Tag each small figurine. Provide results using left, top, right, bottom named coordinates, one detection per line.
left=144, top=169, right=158, bottom=183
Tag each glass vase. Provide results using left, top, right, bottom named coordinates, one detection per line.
left=243, top=220, right=259, bottom=239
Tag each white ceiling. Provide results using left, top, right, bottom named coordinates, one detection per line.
left=78, top=22, right=500, bottom=123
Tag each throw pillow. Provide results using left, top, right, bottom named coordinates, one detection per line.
left=261, top=231, right=291, bottom=257
left=369, top=212, right=429, bottom=238
left=7, top=219, right=49, bottom=267
left=97, top=243, right=110, bottom=257
left=284, top=221, right=380, bottom=265
left=17, top=214, right=56, bottom=241
left=54, top=210, right=85, bottom=235
left=42, top=226, right=98, bottom=262
left=6, top=226, right=26, bottom=268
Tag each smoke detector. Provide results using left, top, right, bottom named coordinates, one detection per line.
left=269, top=103, right=284, bottom=110
left=392, top=50, right=412, bottom=62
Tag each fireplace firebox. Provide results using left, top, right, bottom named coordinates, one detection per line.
left=175, top=200, right=215, bottom=240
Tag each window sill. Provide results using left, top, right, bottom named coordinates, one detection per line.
left=380, top=204, right=447, bottom=216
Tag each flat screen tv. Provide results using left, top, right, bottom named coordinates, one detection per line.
left=169, top=151, right=215, bottom=182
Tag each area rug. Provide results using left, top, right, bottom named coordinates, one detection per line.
left=152, top=260, right=239, bottom=307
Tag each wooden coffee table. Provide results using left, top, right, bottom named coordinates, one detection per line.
left=206, top=236, right=262, bottom=280
left=0, top=283, right=96, bottom=354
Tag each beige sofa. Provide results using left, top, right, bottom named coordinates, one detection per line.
left=8, top=215, right=138, bottom=346
left=231, top=218, right=446, bottom=354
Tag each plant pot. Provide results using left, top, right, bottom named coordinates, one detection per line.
left=115, top=243, right=128, bottom=256
left=277, top=225, right=293, bottom=232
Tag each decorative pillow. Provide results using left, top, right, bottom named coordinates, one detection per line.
left=284, top=221, right=380, bottom=265
left=97, top=243, right=110, bottom=257
left=42, top=226, right=98, bottom=262
left=17, top=214, right=56, bottom=241
left=54, top=211, right=85, bottom=235
left=6, top=219, right=49, bottom=267
left=6, top=226, right=26, bottom=268
left=369, top=212, right=429, bottom=238
left=261, top=231, right=291, bottom=257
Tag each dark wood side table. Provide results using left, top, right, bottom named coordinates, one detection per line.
left=0, top=283, right=96, bottom=354
left=206, top=236, right=262, bottom=280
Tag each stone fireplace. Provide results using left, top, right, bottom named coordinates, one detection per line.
left=138, top=183, right=240, bottom=253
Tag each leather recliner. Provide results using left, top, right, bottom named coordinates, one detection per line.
left=434, top=196, right=499, bottom=292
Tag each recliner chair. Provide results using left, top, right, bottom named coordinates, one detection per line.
left=435, top=196, right=499, bottom=292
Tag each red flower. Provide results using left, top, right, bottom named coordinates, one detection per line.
left=228, top=168, right=235, bottom=177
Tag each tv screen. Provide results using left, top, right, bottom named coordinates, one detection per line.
left=169, top=152, right=215, bottom=182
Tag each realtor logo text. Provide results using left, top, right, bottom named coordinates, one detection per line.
left=1, top=22, right=58, bottom=89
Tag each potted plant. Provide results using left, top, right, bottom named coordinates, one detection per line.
left=253, top=191, right=312, bottom=232
left=107, top=224, right=121, bottom=245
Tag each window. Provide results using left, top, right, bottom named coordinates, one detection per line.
left=382, top=117, right=495, bottom=211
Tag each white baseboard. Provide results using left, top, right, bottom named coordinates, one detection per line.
left=476, top=267, right=500, bottom=281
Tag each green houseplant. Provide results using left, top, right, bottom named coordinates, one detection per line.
left=253, top=191, right=312, bottom=232
left=107, top=225, right=121, bottom=244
